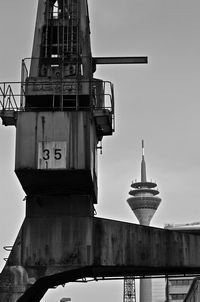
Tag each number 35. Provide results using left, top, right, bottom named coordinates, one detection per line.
left=43, top=148, right=62, bottom=160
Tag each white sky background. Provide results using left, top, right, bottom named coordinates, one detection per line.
left=0, top=0, right=200, bottom=301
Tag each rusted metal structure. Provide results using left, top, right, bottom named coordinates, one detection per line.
left=0, top=1, right=200, bottom=302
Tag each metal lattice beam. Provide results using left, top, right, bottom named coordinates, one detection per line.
left=123, top=277, right=136, bottom=302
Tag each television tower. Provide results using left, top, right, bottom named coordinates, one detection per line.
left=127, top=141, right=161, bottom=302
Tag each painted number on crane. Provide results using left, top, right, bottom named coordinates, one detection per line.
left=38, top=141, right=67, bottom=169
left=42, top=148, right=62, bottom=160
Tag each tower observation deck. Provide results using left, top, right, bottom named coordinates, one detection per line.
left=127, top=140, right=161, bottom=226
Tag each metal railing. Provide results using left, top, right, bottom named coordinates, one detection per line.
left=0, top=57, right=114, bottom=133
left=20, top=57, right=114, bottom=112
left=0, top=80, right=114, bottom=112
left=0, top=82, right=21, bottom=112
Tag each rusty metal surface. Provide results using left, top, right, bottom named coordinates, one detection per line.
left=5, top=216, right=93, bottom=282
left=93, top=218, right=200, bottom=274
left=15, top=111, right=93, bottom=170
left=5, top=216, right=200, bottom=279
left=15, top=111, right=98, bottom=200
left=25, top=78, right=93, bottom=96
left=22, top=216, right=93, bottom=271
left=2, top=216, right=200, bottom=301
left=0, top=266, right=28, bottom=302
left=30, top=0, right=92, bottom=78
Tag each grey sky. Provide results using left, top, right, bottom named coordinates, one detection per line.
left=0, top=0, right=200, bottom=301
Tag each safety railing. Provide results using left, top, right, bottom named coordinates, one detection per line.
left=0, top=57, right=115, bottom=131
left=21, top=58, right=114, bottom=111
left=0, top=80, right=114, bottom=113
left=0, top=82, right=22, bottom=112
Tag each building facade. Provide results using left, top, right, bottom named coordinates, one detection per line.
left=165, top=223, right=200, bottom=302
left=183, top=277, right=200, bottom=302
left=152, top=278, right=166, bottom=302
left=167, top=277, right=193, bottom=302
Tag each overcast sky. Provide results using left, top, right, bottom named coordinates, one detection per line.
left=1, top=0, right=200, bottom=301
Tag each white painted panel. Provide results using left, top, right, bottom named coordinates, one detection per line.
left=38, top=141, right=67, bottom=169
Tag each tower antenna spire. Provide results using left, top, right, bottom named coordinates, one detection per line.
left=141, top=139, right=147, bottom=182
left=142, top=139, right=144, bottom=157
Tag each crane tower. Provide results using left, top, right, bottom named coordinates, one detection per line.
left=0, top=0, right=147, bottom=300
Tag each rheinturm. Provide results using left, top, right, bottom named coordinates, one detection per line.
left=127, top=141, right=161, bottom=302
left=127, top=140, right=161, bottom=226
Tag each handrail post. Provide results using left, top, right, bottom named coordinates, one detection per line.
left=3, top=83, right=5, bottom=109
left=20, top=60, right=25, bottom=109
